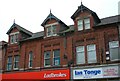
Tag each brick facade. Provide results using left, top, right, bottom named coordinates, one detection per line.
left=1, top=3, right=120, bottom=81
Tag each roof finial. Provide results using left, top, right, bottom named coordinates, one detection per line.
left=50, top=9, right=52, bottom=20
left=13, top=19, right=15, bottom=24
left=80, top=0, right=83, bottom=12
left=81, top=0, right=83, bottom=5
left=50, top=9, right=51, bottom=14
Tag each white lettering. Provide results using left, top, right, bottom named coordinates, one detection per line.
left=44, top=72, right=66, bottom=78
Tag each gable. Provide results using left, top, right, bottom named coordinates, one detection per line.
left=10, top=27, right=19, bottom=34
left=7, top=23, right=33, bottom=36
left=71, top=3, right=101, bottom=25
left=75, top=11, right=91, bottom=19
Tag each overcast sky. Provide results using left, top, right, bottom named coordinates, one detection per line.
left=0, top=0, right=120, bottom=41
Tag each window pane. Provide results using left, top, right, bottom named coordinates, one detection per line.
left=77, top=52, right=85, bottom=64
left=45, top=59, right=50, bottom=66
left=84, top=18, right=90, bottom=29
left=44, top=51, right=50, bottom=58
left=76, top=46, right=84, bottom=52
left=8, top=56, right=12, bottom=62
left=15, top=34, right=18, bottom=42
left=29, top=61, right=32, bottom=67
left=109, top=41, right=120, bottom=60
left=29, top=52, right=33, bottom=67
left=10, top=35, right=14, bottom=43
left=53, top=49, right=60, bottom=66
left=87, top=44, right=96, bottom=63
left=29, top=52, right=33, bottom=60
left=7, top=56, right=12, bottom=70
left=85, top=23, right=90, bottom=29
left=109, top=41, right=119, bottom=48
left=47, top=27, right=51, bottom=36
left=54, top=58, right=60, bottom=66
left=15, top=55, right=19, bottom=61
left=52, top=25, right=57, bottom=35
left=87, top=44, right=95, bottom=51
left=14, top=56, right=19, bottom=69
left=110, top=48, right=120, bottom=60
left=44, top=51, right=51, bottom=66
left=54, top=49, right=60, bottom=57
left=76, top=46, right=85, bottom=64
left=84, top=18, right=90, bottom=23
left=88, top=51, right=96, bottom=63
left=78, top=19, right=83, bottom=31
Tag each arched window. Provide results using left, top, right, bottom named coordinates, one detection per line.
left=28, top=51, right=33, bottom=68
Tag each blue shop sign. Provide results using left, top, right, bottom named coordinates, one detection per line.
left=73, top=68, right=103, bottom=79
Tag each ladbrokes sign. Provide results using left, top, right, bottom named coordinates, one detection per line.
left=2, top=69, right=70, bottom=80
left=44, top=72, right=67, bottom=78
left=42, top=69, right=70, bottom=80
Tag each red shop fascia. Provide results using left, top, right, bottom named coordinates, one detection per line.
left=1, top=69, right=70, bottom=81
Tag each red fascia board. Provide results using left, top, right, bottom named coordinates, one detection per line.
left=2, top=69, right=70, bottom=80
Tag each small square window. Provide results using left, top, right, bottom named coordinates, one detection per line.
left=46, top=25, right=57, bottom=37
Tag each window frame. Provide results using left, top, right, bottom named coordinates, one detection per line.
left=109, top=41, right=120, bottom=61
left=84, top=18, right=90, bottom=29
left=77, top=19, right=83, bottom=31
left=10, top=32, right=19, bottom=44
left=87, top=44, right=97, bottom=63
left=76, top=46, right=85, bottom=64
left=7, top=56, right=12, bottom=71
left=28, top=51, right=33, bottom=68
left=77, top=17, right=90, bottom=31
left=53, top=49, right=60, bottom=66
left=46, top=25, right=57, bottom=37
left=44, top=51, right=51, bottom=67
left=13, top=55, right=19, bottom=70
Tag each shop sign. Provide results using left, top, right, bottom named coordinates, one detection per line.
left=103, top=66, right=119, bottom=78
left=73, top=65, right=120, bottom=79
left=2, top=69, right=70, bottom=80
left=73, top=68, right=103, bottom=79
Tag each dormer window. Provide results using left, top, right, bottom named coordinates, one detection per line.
left=46, top=25, right=57, bottom=37
left=84, top=18, right=90, bottom=29
left=78, top=19, right=83, bottom=31
left=10, top=32, right=19, bottom=44
left=77, top=18, right=90, bottom=31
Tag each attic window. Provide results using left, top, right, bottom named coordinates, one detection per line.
left=84, top=18, right=90, bottom=29
left=10, top=32, right=19, bottom=44
left=77, top=18, right=90, bottom=31
left=46, top=25, right=57, bottom=37
left=78, top=19, right=83, bottom=31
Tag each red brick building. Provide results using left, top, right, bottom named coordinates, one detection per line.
left=1, top=3, right=120, bottom=81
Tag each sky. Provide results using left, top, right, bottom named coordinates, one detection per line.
left=0, top=0, right=120, bottom=42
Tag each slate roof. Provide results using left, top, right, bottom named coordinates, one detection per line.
left=96, top=15, right=120, bottom=26
left=71, top=3, right=101, bottom=24
left=21, top=31, right=44, bottom=41
left=7, top=23, right=33, bottom=36
left=59, top=25, right=74, bottom=33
